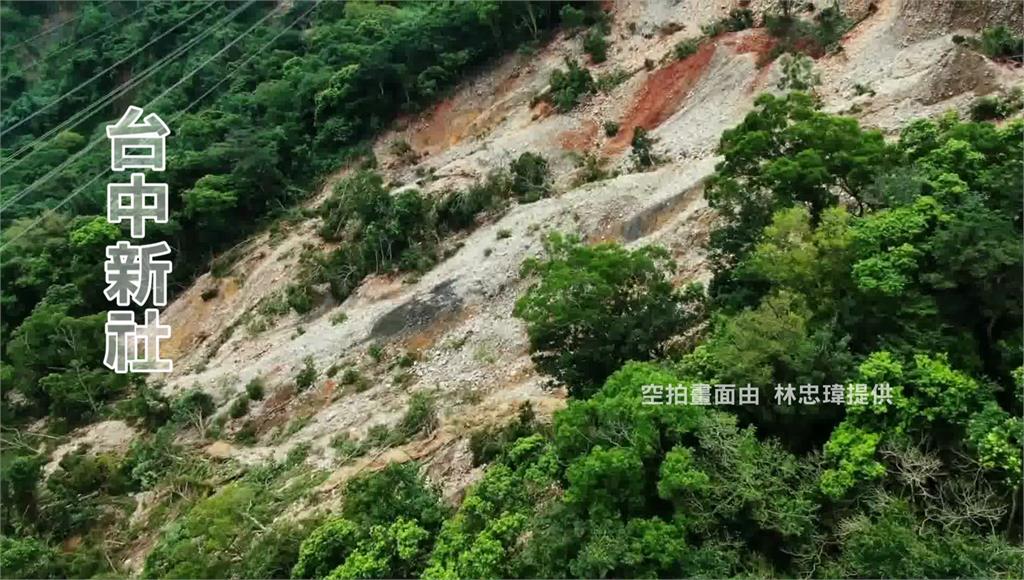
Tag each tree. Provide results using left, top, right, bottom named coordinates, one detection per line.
left=0, top=535, right=63, bottom=579
left=547, top=59, right=594, bottom=112
left=582, top=29, right=608, bottom=63
left=292, top=518, right=362, bottom=579
left=514, top=234, right=703, bottom=398
left=342, top=463, right=446, bottom=531
left=5, top=284, right=107, bottom=416
left=508, top=152, right=550, bottom=202
left=777, top=53, right=820, bottom=92
left=171, top=389, right=215, bottom=437
left=182, top=174, right=239, bottom=234
left=143, top=483, right=258, bottom=579
left=630, top=127, right=659, bottom=170
left=294, top=463, right=446, bottom=579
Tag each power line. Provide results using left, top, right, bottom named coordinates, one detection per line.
left=0, top=170, right=109, bottom=252
left=1, top=1, right=254, bottom=178
left=179, top=1, right=321, bottom=116
left=18, top=3, right=149, bottom=74
left=1, top=7, right=88, bottom=55
left=0, top=1, right=261, bottom=212
left=0, top=2, right=310, bottom=250
left=0, top=1, right=215, bottom=138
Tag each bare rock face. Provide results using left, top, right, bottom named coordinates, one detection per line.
left=44, top=420, right=139, bottom=476
left=896, top=0, right=1024, bottom=44
left=921, top=45, right=1002, bottom=105
left=141, top=0, right=1024, bottom=502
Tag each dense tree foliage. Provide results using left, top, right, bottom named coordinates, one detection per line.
left=0, top=1, right=568, bottom=573
left=459, top=100, right=1022, bottom=577
left=514, top=233, right=703, bottom=398
left=1, top=0, right=566, bottom=422
left=292, top=463, right=448, bottom=579
left=3, top=2, right=1022, bottom=577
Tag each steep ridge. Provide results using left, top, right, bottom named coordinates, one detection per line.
left=149, top=0, right=1023, bottom=504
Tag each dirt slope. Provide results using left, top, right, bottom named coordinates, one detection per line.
left=139, top=0, right=1023, bottom=509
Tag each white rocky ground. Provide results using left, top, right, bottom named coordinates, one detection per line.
left=62, top=0, right=1024, bottom=514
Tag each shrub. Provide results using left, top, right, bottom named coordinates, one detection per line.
left=396, top=351, right=418, bottom=368
left=392, top=392, right=438, bottom=444
left=509, top=152, right=551, bottom=202
left=514, top=234, right=703, bottom=397
left=583, top=29, right=608, bottom=63
left=765, top=4, right=849, bottom=56
left=852, top=83, right=875, bottom=97
left=229, top=396, right=250, bottom=419
left=286, top=443, right=311, bottom=466
left=120, top=427, right=178, bottom=490
left=245, top=377, right=265, bottom=401
left=595, top=68, right=630, bottom=92
left=40, top=448, right=127, bottom=538
left=117, top=382, right=171, bottom=431
left=777, top=53, right=820, bottom=92
left=701, top=8, right=754, bottom=37
left=1, top=453, right=43, bottom=528
left=363, top=424, right=393, bottom=449
left=812, top=5, right=849, bottom=50
left=726, top=8, right=754, bottom=31
left=436, top=172, right=511, bottom=233
left=497, top=228, right=512, bottom=240
left=674, top=37, right=701, bottom=60
left=368, top=343, right=385, bottom=362
left=630, top=126, right=660, bottom=169
left=389, top=139, right=417, bottom=164
left=171, top=389, right=215, bottom=433
left=603, top=120, right=620, bottom=137
left=235, top=422, right=258, bottom=445
left=548, top=59, right=595, bottom=112
left=970, top=89, right=1023, bottom=121
left=393, top=370, right=415, bottom=388
left=559, top=4, right=586, bottom=29
left=340, top=367, right=367, bottom=391
left=331, top=433, right=366, bottom=463
left=971, top=96, right=1003, bottom=121
left=200, top=287, right=218, bottom=301
left=468, top=402, right=539, bottom=466
left=285, top=283, right=315, bottom=314
left=143, top=483, right=259, bottom=578
left=296, top=356, right=317, bottom=390
left=241, top=519, right=319, bottom=580
left=0, top=535, right=64, bottom=579
left=330, top=311, right=348, bottom=325
left=978, top=26, right=1024, bottom=61
left=573, top=151, right=612, bottom=185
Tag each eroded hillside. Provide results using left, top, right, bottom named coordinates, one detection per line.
left=23, top=0, right=1024, bottom=573
left=156, top=0, right=1021, bottom=478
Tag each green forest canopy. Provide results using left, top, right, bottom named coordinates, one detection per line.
left=1, top=0, right=569, bottom=423
left=1, top=1, right=1022, bottom=579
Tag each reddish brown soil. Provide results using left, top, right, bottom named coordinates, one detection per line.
left=321, top=379, right=336, bottom=408
left=530, top=100, right=555, bottom=121
left=558, top=120, right=599, bottom=151
left=604, top=42, right=716, bottom=154
left=253, top=384, right=298, bottom=436
left=400, top=62, right=528, bottom=158
left=724, top=28, right=778, bottom=65
left=409, top=98, right=461, bottom=154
